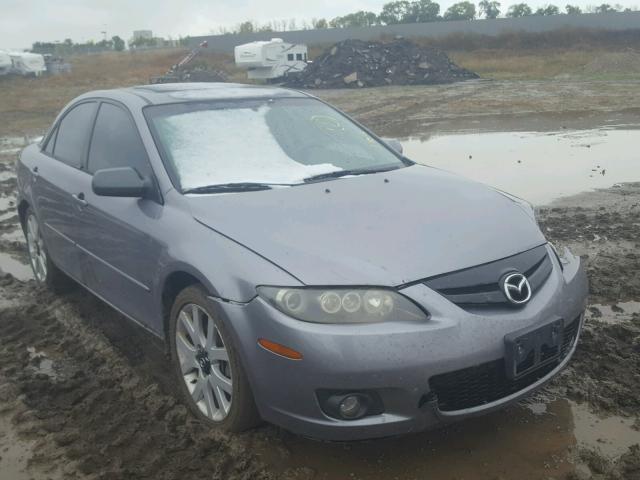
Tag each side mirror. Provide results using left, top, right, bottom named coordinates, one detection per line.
left=92, top=167, right=151, bottom=198
left=384, top=138, right=403, bottom=154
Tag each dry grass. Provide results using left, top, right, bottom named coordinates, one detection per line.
left=449, top=49, right=605, bottom=80
left=0, top=49, right=240, bottom=136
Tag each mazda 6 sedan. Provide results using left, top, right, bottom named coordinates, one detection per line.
left=16, top=83, right=588, bottom=440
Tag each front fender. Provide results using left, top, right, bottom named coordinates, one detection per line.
left=152, top=224, right=303, bottom=339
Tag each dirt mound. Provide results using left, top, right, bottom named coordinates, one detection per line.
left=286, top=39, right=478, bottom=89
left=582, top=50, right=640, bottom=75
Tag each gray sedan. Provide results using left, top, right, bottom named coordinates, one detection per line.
left=16, top=83, right=588, bottom=440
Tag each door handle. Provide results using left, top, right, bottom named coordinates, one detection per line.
left=72, top=192, right=88, bottom=207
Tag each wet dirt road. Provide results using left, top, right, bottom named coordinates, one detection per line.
left=1, top=92, right=640, bottom=479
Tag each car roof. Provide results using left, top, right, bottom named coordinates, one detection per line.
left=76, top=82, right=310, bottom=106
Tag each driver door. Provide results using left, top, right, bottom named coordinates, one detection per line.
left=76, top=101, right=164, bottom=329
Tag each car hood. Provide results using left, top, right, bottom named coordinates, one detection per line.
left=187, top=165, right=546, bottom=286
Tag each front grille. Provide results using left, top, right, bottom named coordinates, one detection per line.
left=422, top=245, right=553, bottom=310
left=429, top=316, right=580, bottom=412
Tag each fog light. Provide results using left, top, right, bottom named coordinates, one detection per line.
left=317, top=390, right=384, bottom=421
left=339, top=395, right=364, bottom=419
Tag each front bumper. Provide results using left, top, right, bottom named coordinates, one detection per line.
left=212, top=245, right=588, bottom=441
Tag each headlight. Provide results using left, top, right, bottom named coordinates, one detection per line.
left=257, top=287, right=429, bottom=324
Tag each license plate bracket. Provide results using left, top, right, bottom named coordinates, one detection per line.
left=504, top=318, right=563, bottom=380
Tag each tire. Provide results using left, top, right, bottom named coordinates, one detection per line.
left=24, top=207, right=75, bottom=293
left=169, top=284, right=261, bottom=432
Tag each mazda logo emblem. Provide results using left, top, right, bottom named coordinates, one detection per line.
left=501, top=272, right=532, bottom=305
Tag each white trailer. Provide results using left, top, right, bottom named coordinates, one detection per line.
left=234, top=38, right=308, bottom=81
left=9, top=52, right=46, bottom=76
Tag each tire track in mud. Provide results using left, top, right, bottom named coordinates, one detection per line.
left=0, top=277, right=274, bottom=480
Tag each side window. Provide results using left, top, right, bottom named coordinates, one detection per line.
left=87, top=103, right=151, bottom=178
left=44, top=126, right=57, bottom=155
left=53, top=102, right=96, bottom=168
left=296, top=53, right=303, bottom=61
left=287, top=54, right=294, bottom=61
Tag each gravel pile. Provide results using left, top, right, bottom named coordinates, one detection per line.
left=286, top=39, right=478, bottom=89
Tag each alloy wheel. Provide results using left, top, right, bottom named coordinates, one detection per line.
left=26, top=213, right=47, bottom=282
left=175, top=303, right=233, bottom=421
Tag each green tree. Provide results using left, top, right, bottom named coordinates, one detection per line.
left=444, top=1, right=476, bottom=20
left=594, top=3, right=616, bottom=11
left=330, top=10, right=379, bottom=27
left=534, top=4, right=560, bottom=14
left=379, top=0, right=413, bottom=24
left=409, top=0, right=441, bottom=22
left=479, top=0, right=501, bottom=18
left=506, top=2, right=533, bottom=16
left=312, top=18, right=328, bottom=28
left=238, top=21, right=254, bottom=33
left=565, top=4, right=582, bottom=13
left=31, top=41, right=56, bottom=54
left=112, top=35, right=125, bottom=51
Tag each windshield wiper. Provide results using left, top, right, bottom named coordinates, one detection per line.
left=183, top=182, right=275, bottom=194
left=303, top=165, right=401, bottom=184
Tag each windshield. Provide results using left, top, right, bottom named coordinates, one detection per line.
left=145, top=97, right=405, bottom=191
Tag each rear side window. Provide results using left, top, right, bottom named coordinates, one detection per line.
left=87, top=103, right=150, bottom=177
left=53, top=102, right=96, bottom=168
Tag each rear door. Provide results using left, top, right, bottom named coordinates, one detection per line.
left=32, top=101, right=97, bottom=281
left=76, top=101, right=164, bottom=327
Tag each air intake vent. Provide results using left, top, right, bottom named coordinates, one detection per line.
left=428, top=316, right=580, bottom=412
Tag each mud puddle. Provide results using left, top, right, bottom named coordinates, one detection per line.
left=0, top=136, right=41, bottom=156
left=570, top=401, right=639, bottom=458
left=0, top=413, right=39, bottom=480
left=0, top=196, right=15, bottom=211
left=0, top=252, right=32, bottom=281
left=257, top=400, right=577, bottom=480
left=403, top=127, right=640, bottom=205
left=257, top=396, right=638, bottom=480
left=588, top=302, right=640, bottom=324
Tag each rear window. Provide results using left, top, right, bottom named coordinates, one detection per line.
left=144, top=97, right=404, bottom=191
left=53, top=102, right=96, bottom=168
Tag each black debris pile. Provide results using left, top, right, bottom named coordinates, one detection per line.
left=285, top=39, right=479, bottom=89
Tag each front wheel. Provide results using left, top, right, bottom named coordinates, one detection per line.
left=169, top=285, right=260, bottom=431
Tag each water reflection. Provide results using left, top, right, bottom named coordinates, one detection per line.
left=402, top=128, right=640, bottom=205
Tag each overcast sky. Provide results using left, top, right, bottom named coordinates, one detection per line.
left=1, top=0, right=636, bottom=49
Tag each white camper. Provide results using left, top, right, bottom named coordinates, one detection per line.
left=234, top=38, right=308, bottom=81
left=9, top=52, right=46, bottom=76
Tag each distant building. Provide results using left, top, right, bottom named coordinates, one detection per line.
left=132, top=30, right=153, bottom=41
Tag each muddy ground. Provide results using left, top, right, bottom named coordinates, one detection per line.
left=1, top=80, right=639, bottom=479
